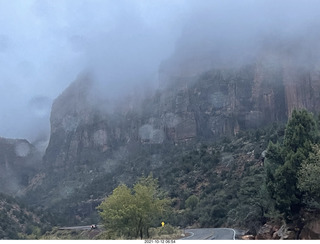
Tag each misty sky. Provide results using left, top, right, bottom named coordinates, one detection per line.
left=1, top=0, right=320, bottom=144
left=0, top=0, right=190, bottom=142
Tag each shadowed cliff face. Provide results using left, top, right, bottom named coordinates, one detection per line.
left=42, top=54, right=317, bottom=177
left=0, top=137, right=41, bottom=195
left=47, top=43, right=320, bottom=159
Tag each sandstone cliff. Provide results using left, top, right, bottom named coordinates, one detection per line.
left=33, top=55, right=320, bottom=212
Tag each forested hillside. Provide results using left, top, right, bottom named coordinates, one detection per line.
left=0, top=193, right=51, bottom=239
left=3, top=109, right=320, bottom=239
left=93, top=109, right=320, bottom=239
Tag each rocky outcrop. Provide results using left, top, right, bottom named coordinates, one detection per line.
left=255, top=223, right=279, bottom=240
left=300, top=210, right=320, bottom=239
left=255, top=210, right=320, bottom=240
left=255, top=222, right=298, bottom=240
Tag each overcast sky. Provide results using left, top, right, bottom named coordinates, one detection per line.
left=0, top=0, right=191, bottom=142
left=1, top=0, right=320, bottom=143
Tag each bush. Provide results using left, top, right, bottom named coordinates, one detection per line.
left=185, top=195, right=199, bottom=211
left=148, top=224, right=182, bottom=239
left=159, top=224, right=175, bottom=235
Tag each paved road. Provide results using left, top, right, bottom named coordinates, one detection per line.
left=59, top=226, right=236, bottom=240
left=181, top=228, right=236, bottom=240
left=59, top=225, right=103, bottom=230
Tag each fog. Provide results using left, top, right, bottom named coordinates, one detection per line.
left=0, top=0, right=188, bottom=142
left=163, top=0, right=320, bottom=77
left=1, top=0, right=320, bottom=144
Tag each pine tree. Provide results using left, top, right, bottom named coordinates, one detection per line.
left=266, top=109, right=316, bottom=218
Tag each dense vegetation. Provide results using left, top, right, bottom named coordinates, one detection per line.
left=5, top=108, right=319, bottom=239
left=266, top=110, right=320, bottom=220
left=46, top=124, right=284, bottom=231
left=298, top=144, right=320, bottom=206
left=91, top=109, right=320, bottom=238
left=38, top=119, right=286, bottom=236
left=0, top=193, right=51, bottom=239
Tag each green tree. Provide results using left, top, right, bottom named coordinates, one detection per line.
left=185, top=195, right=199, bottom=211
left=97, top=175, right=170, bottom=239
left=266, top=109, right=316, bottom=218
left=97, top=184, right=135, bottom=238
left=298, top=144, right=320, bottom=204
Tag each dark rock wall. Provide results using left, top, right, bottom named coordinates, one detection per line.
left=44, top=57, right=320, bottom=174
left=0, top=137, right=40, bottom=195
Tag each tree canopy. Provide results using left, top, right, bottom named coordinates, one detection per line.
left=298, top=144, right=320, bottom=204
left=97, top=175, right=170, bottom=239
left=266, top=109, right=317, bottom=218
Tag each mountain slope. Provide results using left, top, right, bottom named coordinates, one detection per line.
left=0, top=193, right=51, bottom=239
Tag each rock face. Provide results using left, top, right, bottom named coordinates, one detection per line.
left=255, top=222, right=297, bottom=240
left=255, top=223, right=276, bottom=240
left=0, top=137, right=41, bottom=195
left=39, top=45, right=320, bottom=192
left=41, top=27, right=320, bottom=176
left=300, top=210, right=320, bottom=239
left=256, top=210, right=320, bottom=240
left=33, top=56, right=320, bottom=211
left=43, top=65, right=283, bottom=175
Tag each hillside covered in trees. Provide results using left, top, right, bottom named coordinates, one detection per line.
left=91, top=109, right=320, bottom=239
left=2, top=107, right=320, bottom=240
left=0, top=193, right=51, bottom=239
